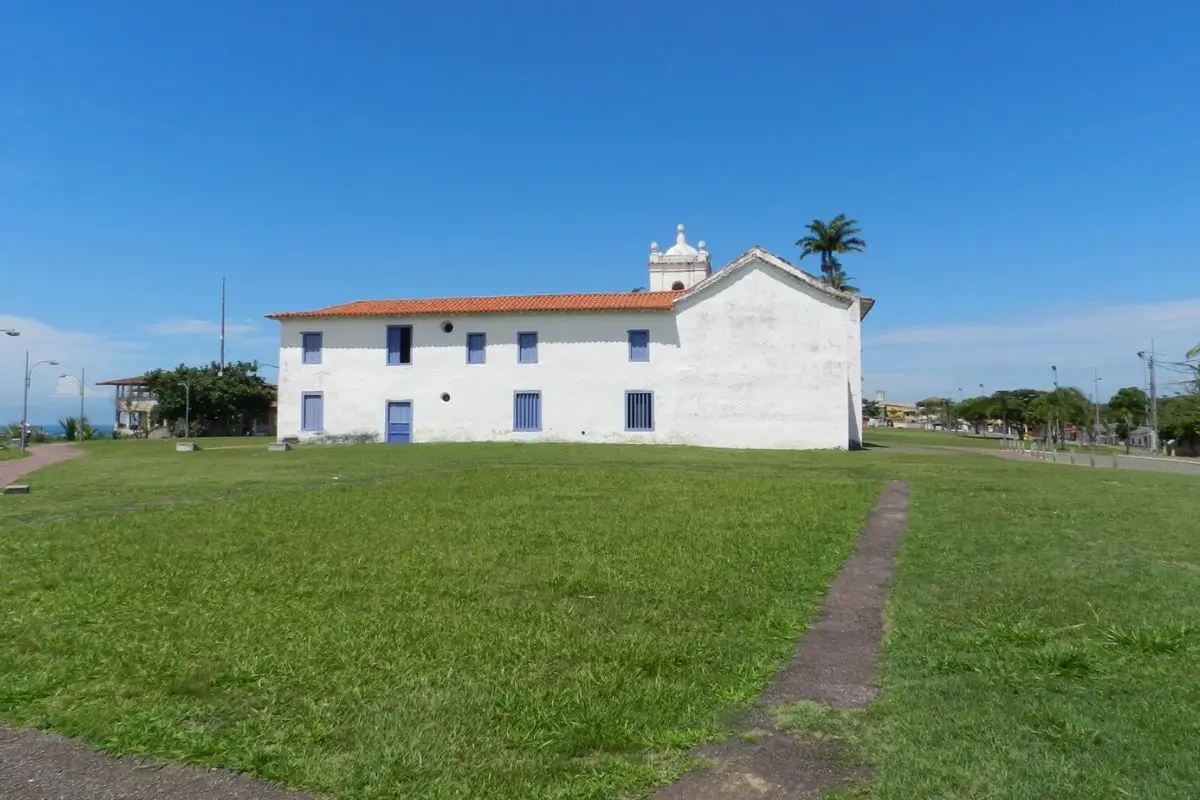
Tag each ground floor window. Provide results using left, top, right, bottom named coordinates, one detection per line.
left=625, top=391, right=653, bottom=431
left=513, top=392, right=541, bottom=432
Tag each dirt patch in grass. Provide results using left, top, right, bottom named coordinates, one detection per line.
left=652, top=481, right=909, bottom=799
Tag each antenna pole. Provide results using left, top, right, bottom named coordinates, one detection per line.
left=1148, top=339, right=1158, bottom=455
left=219, top=277, right=226, bottom=376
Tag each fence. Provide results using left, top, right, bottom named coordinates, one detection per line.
left=1001, top=437, right=1121, bottom=468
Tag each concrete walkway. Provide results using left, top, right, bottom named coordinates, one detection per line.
left=0, top=727, right=316, bottom=800
left=874, top=442, right=1200, bottom=477
left=0, top=444, right=83, bottom=486
left=653, top=481, right=911, bottom=799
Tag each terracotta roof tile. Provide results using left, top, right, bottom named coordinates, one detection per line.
left=267, top=291, right=685, bottom=319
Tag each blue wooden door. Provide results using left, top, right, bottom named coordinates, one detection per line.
left=387, top=401, right=412, bottom=443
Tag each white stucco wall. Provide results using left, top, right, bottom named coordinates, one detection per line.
left=276, top=259, right=858, bottom=450
left=846, top=297, right=864, bottom=448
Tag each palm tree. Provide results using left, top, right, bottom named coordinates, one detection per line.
left=823, top=264, right=859, bottom=293
left=796, top=214, right=866, bottom=277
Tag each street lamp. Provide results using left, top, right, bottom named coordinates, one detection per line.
left=3, top=329, right=20, bottom=337
left=59, top=368, right=87, bottom=441
left=1049, top=365, right=1059, bottom=446
left=21, top=352, right=60, bottom=452
left=179, top=381, right=191, bottom=437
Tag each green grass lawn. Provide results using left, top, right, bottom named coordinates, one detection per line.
left=779, top=455, right=1200, bottom=799
left=0, top=446, right=27, bottom=461
left=0, top=441, right=880, bottom=799
left=3, top=440, right=1199, bottom=798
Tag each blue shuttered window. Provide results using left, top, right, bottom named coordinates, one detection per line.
left=466, top=332, right=486, bottom=364
left=513, top=392, right=541, bottom=431
left=301, top=393, right=323, bottom=431
left=625, top=391, right=653, bottom=431
left=518, top=332, right=538, bottom=364
left=628, top=329, right=650, bottom=362
left=301, top=332, right=322, bottom=364
left=387, top=325, right=413, bottom=365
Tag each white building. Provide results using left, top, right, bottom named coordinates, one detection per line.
left=269, top=225, right=874, bottom=450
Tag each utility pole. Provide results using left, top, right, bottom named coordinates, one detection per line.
left=219, top=277, right=226, bottom=377
left=1092, top=369, right=1102, bottom=444
left=1138, top=343, right=1160, bottom=455
left=1148, top=343, right=1158, bottom=455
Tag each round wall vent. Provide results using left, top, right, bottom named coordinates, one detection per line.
left=441, top=321, right=454, bottom=333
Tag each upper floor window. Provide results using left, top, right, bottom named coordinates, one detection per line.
left=518, top=331, right=538, bottom=364
left=466, top=332, right=486, bottom=364
left=302, top=332, right=322, bottom=365
left=628, top=330, right=650, bottom=362
left=387, top=325, right=413, bottom=365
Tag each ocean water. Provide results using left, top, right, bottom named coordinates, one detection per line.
left=31, top=423, right=116, bottom=438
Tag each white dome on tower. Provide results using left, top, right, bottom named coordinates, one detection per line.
left=647, top=222, right=711, bottom=291
left=664, top=223, right=699, bottom=256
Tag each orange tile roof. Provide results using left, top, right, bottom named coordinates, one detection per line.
left=266, top=290, right=686, bottom=319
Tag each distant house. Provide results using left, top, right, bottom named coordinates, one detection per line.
left=96, top=375, right=278, bottom=437
left=95, top=376, right=157, bottom=436
left=868, top=391, right=921, bottom=428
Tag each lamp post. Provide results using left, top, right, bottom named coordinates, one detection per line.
left=1049, top=365, right=1059, bottom=447
left=179, top=381, right=191, bottom=437
left=21, top=352, right=60, bottom=452
left=59, top=368, right=87, bottom=441
left=1092, top=369, right=1103, bottom=444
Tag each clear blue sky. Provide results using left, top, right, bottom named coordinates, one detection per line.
left=3, top=0, right=1199, bottom=422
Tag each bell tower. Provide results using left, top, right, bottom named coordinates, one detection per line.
left=648, top=223, right=711, bottom=291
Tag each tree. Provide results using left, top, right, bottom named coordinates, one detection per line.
left=57, top=416, right=98, bottom=442
left=988, top=389, right=1042, bottom=437
left=796, top=214, right=866, bottom=279
left=863, top=399, right=881, bottom=419
left=1027, top=387, right=1089, bottom=443
left=822, top=260, right=859, bottom=293
left=916, top=397, right=955, bottom=430
left=143, top=361, right=275, bottom=437
left=1107, top=386, right=1149, bottom=453
left=1159, top=394, right=1200, bottom=452
left=955, top=395, right=992, bottom=434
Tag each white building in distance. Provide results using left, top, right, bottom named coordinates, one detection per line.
left=269, top=225, right=873, bottom=450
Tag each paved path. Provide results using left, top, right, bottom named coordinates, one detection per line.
left=0, top=444, right=83, bottom=486
left=0, top=727, right=316, bottom=800
left=653, top=481, right=911, bottom=800
left=873, top=442, right=1200, bottom=477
